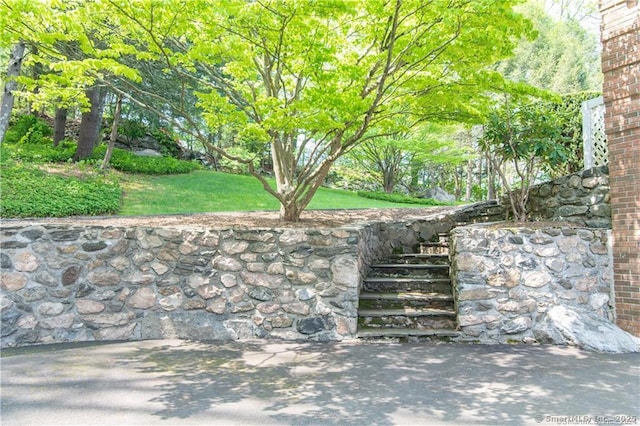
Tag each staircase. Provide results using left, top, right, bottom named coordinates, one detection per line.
left=357, top=232, right=459, bottom=341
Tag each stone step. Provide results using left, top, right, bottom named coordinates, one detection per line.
left=368, top=264, right=449, bottom=279
left=358, top=307, right=457, bottom=329
left=359, top=292, right=453, bottom=310
left=362, top=277, right=452, bottom=293
left=357, top=328, right=460, bottom=339
left=419, top=242, right=449, bottom=255
left=387, top=253, right=450, bottom=265
left=359, top=307, right=456, bottom=317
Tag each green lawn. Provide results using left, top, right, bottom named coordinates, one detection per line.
left=120, top=170, right=421, bottom=216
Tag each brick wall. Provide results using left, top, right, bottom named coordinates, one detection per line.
left=600, top=0, right=640, bottom=335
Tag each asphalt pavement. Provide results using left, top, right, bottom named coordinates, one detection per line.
left=1, top=340, right=639, bottom=425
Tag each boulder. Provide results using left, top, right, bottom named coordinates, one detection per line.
left=421, top=187, right=455, bottom=203
left=533, top=305, right=640, bottom=353
left=134, top=148, right=163, bottom=157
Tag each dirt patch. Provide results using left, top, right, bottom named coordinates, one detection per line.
left=0, top=207, right=457, bottom=230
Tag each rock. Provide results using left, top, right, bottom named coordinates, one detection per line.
left=123, top=271, right=156, bottom=285
left=87, top=268, right=120, bottom=286
left=82, top=241, right=107, bottom=252
left=93, top=323, right=137, bottom=340
left=421, top=187, right=455, bottom=203
left=18, top=286, right=48, bottom=302
left=38, top=302, right=65, bottom=316
left=458, top=289, right=492, bottom=301
left=296, top=288, right=316, bottom=301
left=500, top=317, right=532, bottom=334
left=134, top=148, right=162, bottom=157
left=61, top=265, right=82, bottom=286
left=522, top=270, right=551, bottom=288
left=213, top=256, right=243, bottom=272
left=81, top=312, right=135, bottom=327
left=1, top=253, right=12, bottom=268
left=13, top=252, right=39, bottom=272
left=206, top=298, right=226, bottom=314
left=282, top=300, right=310, bottom=315
left=197, top=284, right=222, bottom=300
left=533, top=305, right=640, bottom=353
left=49, top=230, right=82, bottom=241
left=558, top=205, right=589, bottom=217
left=297, top=316, right=333, bottom=335
left=159, top=293, right=184, bottom=311
left=279, top=230, right=308, bottom=246
left=39, top=313, right=75, bottom=330
left=35, top=271, right=57, bottom=287
left=1, top=240, right=27, bottom=249
left=270, top=314, right=293, bottom=328
left=241, top=272, right=286, bottom=288
left=249, top=288, right=273, bottom=301
left=331, top=256, right=360, bottom=287
left=76, top=299, right=105, bottom=314
left=1, top=272, right=27, bottom=291
left=126, top=287, right=157, bottom=309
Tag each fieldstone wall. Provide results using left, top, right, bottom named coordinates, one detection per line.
left=0, top=202, right=504, bottom=348
left=1, top=225, right=372, bottom=347
left=451, top=224, right=614, bottom=344
left=526, top=166, right=611, bottom=228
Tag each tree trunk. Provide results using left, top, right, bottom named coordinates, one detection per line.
left=453, top=166, right=461, bottom=200
left=74, top=86, right=107, bottom=161
left=101, top=93, right=122, bottom=169
left=465, top=160, right=473, bottom=201
left=383, top=168, right=395, bottom=193
left=0, top=41, right=26, bottom=145
left=487, top=154, right=496, bottom=200
left=53, top=108, right=68, bottom=146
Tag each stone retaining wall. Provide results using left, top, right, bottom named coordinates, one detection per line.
left=9, top=200, right=607, bottom=349
left=526, top=166, right=610, bottom=228
left=0, top=202, right=505, bottom=348
left=451, top=224, right=613, bottom=344
left=1, top=225, right=373, bottom=347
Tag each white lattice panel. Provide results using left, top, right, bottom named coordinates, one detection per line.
left=582, top=97, right=609, bottom=169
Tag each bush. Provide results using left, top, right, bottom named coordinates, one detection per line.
left=4, top=140, right=76, bottom=163
left=4, top=114, right=53, bottom=145
left=151, top=128, right=182, bottom=158
left=92, top=146, right=200, bottom=174
left=357, top=191, right=449, bottom=206
left=0, top=164, right=122, bottom=218
left=553, top=91, right=601, bottom=175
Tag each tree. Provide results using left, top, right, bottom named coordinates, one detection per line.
left=102, top=92, right=122, bottom=169
left=106, top=0, right=530, bottom=220
left=496, top=0, right=601, bottom=93
left=74, top=85, right=106, bottom=160
left=52, top=107, right=67, bottom=146
left=0, top=41, right=25, bottom=144
left=2, top=0, right=529, bottom=221
left=348, top=123, right=466, bottom=194
left=480, top=95, right=568, bottom=221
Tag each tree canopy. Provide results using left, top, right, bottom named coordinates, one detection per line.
left=1, top=0, right=530, bottom=221
left=495, top=0, right=601, bottom=93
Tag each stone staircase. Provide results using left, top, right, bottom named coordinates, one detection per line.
left=357, top=232, right=459, bottom=341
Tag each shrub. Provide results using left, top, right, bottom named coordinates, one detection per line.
left=92, top=146, right=200, bottom=174
left=357, top=191, right=449, bottom=206
left=4, top=140, right=76, bottom=163
left=0, top=164, right=121, bottom=218
left=4, top=114, right=53, bottom=145
left=151, top=128, right=182, bottom=158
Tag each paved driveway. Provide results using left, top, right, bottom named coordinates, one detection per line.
left=1, top=340, right=639, bottom=425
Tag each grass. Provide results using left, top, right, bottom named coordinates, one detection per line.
left=120, top=170, right=423, bottom=216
